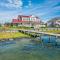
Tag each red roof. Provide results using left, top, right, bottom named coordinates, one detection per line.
left=12, top=19, right=29, bottom=23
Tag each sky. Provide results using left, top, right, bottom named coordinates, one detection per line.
left=0, top=0, right=60, bottom=23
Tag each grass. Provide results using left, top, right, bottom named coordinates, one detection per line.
left=0, top=32, right=30, bottom=39
left=45, top=30, right=60, bottom=34
left=9, top=26, right=33, bottom=30
left=39, top=28, right=60, bottom=34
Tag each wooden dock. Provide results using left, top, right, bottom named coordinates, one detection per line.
left=18, top=29, right=60, bottom=37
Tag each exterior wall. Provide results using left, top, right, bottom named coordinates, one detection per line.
left=55, top=20, right=60, bottom=25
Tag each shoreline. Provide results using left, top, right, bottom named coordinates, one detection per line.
left=0, top=31, right=30, bottom=41
left=0, top=37, right=31, bottom=42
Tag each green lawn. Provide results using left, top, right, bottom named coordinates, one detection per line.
left=0, top=32, right=30, bottom=39
left=46, top=30, right=60, bottom=34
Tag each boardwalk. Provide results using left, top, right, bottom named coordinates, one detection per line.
left=18, top=29, right=60, bottom=37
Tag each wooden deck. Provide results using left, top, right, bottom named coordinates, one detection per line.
left=18, top=29, right=60, bottom=37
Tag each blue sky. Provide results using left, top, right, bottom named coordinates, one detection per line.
left=0, top=0, right=60, bottom=23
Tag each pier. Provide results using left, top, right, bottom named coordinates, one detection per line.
left=18, top=29, right=60, bottom=37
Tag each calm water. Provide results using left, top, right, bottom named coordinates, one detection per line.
left=0, top=36, right=60, bottom=60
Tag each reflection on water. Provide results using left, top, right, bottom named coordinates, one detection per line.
left=41, top=35, right=60, bottom=47
left=0, top=36, right=60, bottom=60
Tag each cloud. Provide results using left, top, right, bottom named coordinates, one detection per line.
left=0, top=11, right=18, bottom=23
left=0, top=0, right=23, bottom=8
left=24, top=0, right=32, bottom=8
left=28, top=0, right=60, bottom=15
left=8, top=0, right=13, bottom=3
left=28, top=0, right=32, bottom=7
left=23, top=0, right=57, bottom=14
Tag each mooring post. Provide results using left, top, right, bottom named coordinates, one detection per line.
left=53, top=36, right=57, bottom=47
left=40, top=34, right=44, bottom=47
left=48, top=35, right=51, bottom=43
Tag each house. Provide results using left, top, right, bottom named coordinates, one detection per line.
left=12, top=15, right=42, bottom=28
left=47, top=17, right=60, bottom=27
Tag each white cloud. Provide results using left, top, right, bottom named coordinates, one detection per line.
left=0, top=11, right=18, bottom=23
left=26, top=0, right=60, bottom=16
left=24, top=0, right=32, bottom=8
left=29, top=0, right=32, bottom=7
left=9, top=0, right=23, bottom=8
left=0, top=0, right=23, bottom=8
left=8, top=0, right=13, bottom=3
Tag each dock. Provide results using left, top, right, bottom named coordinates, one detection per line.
left=18, top=29, right=60, bottom=37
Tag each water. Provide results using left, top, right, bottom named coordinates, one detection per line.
left=41, top=35, right=60, bottom=46
left=0, top=36, right=60, bottom=60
